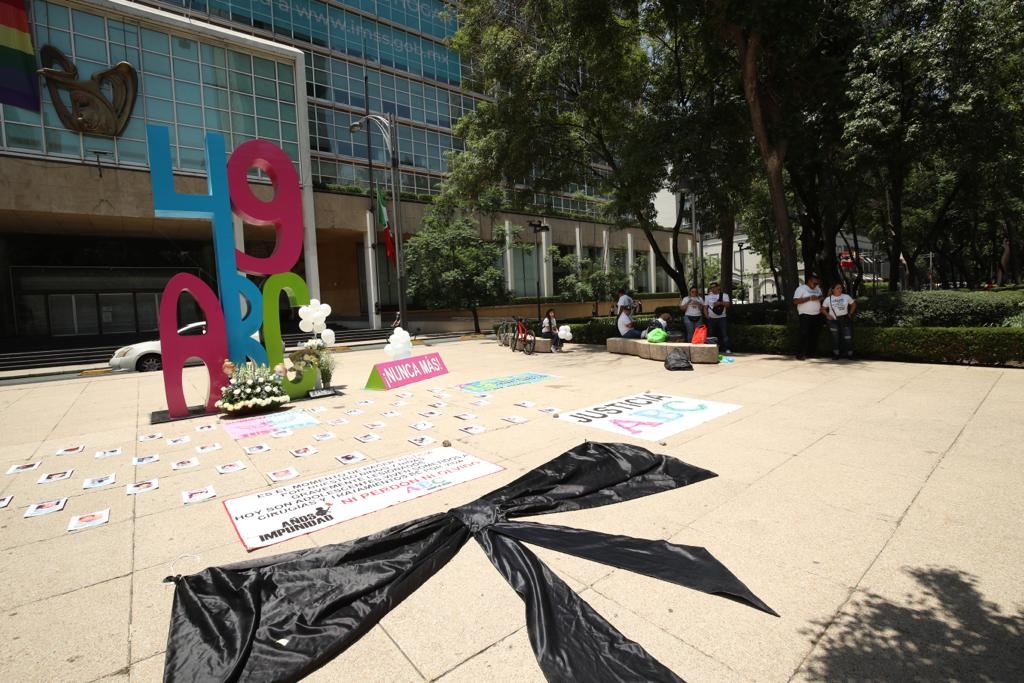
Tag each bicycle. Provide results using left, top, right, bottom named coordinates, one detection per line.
left=509, top=317, right=536, bottom=355
left=496, top=318, right=516, bottom=347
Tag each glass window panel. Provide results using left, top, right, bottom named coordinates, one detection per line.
left=43, top=2, right=70, bottom=30
left=4, top=123, right=43, bottom=151
left=48, top=294, right=75, bottom=335
left=15, top=294, right=48, bottom=335
left=231, top=113, right=256, bottom=135
left=99, top=294, right=136, bottom=333
left=108, top=21, right=139, bottom=47
left=253, top=56, right=277, bottom=79
left=116, top=139, right=147, bottom=164
left=277, top=63, right=294, bottom=84
left=173, top=58, right=200, bottom=83
left=177, top=125, right=204, bottom=148
left=109, top=44, right=140, bottom=66
left=229, top=51, right=252, bottom=73
left=204, top=108, right=229, bottom=130
left=279, top=102, right=296, bottom=123
left=174, top=80, right=202, bottom=105
left=229, top=92, right=254, bottom=114
left=176, top=103, right=203, bottom=126
left=255, top=97, right=277, bottom=118
left=141, top=28, right=170, bottom=55
left=74, top=35, right=108, bottom=63
left=71, top=9, right=105, bottom=38
left=279, top=82, right=295, bottom=103
left=44, top=128, right=81, bottom=156
left=3, top=104, right=40, bottom=125
left=136, top=293, right=159, bottom=332
left=228, top=71, right=253, bottom=94
left=203, top=86, right=229, bottom=109
left=75, top=294, right=99, bottom=335
left=201, top=43, right=227, bottom=67
left=171, top=36, right=199, bottom=61
left=145, top=97, right=174, bottom=122
left=179, top=146, right=206, bottom=169
left=257, top=118, right=280, bottom=139
left=143, top=51, right=172, bottom=76
left=281, top=122, right=298, bottom=143
left=254, top=76, right=277, bottom=98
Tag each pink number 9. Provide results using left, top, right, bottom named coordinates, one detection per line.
left=226, top=140, right=303, bottom=275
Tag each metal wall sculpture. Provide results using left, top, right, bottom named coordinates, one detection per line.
left=147, top=125, right=315, bottom=417
left=37, top=44, right=137, bottom=137
left=162, top=442, right=778, bottom=682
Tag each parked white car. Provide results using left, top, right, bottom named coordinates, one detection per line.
left=109, top=321, right=207, bottom=372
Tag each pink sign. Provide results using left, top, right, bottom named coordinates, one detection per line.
left=365, top=352, right=448, bottom=390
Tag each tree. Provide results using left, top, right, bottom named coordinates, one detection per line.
left=404, top=208, right=509, bottom=333
left=551, top=250, right=629, bottom=316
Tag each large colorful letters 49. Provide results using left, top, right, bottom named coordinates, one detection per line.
left=147, top=125, right=312, bottom=417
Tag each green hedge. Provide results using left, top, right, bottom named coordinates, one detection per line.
left=853, top=290, right=1024, bottom=327
left=733, top=324, right=1024, bottom=366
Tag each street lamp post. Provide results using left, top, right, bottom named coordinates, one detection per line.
left=349, top=113, right=407, bottom=329
left=528, top=219, right=550, bottom=324
left=737, top=241, right=750, bottom=302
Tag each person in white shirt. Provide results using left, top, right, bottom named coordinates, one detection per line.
left=792, top=273, right=823, bottom=360
left=821, top=283, right=856, bottom=359
left=617, top=309, right=641, bottom=338
left=702, top=282, right=731, bottom=354
left=680, top=286, right=704, bottom=342
left=540, top=308, right=564, bottom=352
left=616, top=288, right=634, bottom=316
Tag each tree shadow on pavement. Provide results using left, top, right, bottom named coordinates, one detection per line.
left=800, top=566, right=1023, bottom=681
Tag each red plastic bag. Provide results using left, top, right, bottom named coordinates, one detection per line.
left=691, top=324, right=708, bottom=344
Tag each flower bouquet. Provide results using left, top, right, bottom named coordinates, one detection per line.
left=216, top=363, right=290, bottom=414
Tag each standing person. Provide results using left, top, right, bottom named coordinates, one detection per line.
left=821, top=283, right=856, bottom=359
left=616, top=288, right=634, bottom=315
left=540, top=308, right=564, bottom=352
left=793, top=273, right=824, bottom=360
left=702, top=282, right=732, bottom=354
left=680, top=286, right=704, bottom=342
left=617, top=307, right=641, bottom=339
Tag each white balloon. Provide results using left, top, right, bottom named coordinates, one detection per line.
left=321, top=304, right=332, bottom=316
left=309, top=299, right=320, bottom=307
left=321, top=329, right=336, bottom=346
left=298, top=319, right=314, bottom=333
left=558, top=325, right=573, bottom=341
left=298, top=305, right=311, bottom=319
left=312, top=322, right=326, bottom=333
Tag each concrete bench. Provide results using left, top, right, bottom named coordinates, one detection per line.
left=498, top=334, right=553, bottom=353
left=605, top=338, right=719, bottom=364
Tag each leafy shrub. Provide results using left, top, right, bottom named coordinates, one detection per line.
left=855, top=290, right=1024, bottom=327
left=727, top=303, right=789, bottom=325
left=731, top=324, right=1024, bottom=366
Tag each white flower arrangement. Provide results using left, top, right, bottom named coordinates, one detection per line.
left=216, top=363, right=290, bottom=413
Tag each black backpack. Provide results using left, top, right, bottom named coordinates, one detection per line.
left=664, top=347, right=694, bottom=371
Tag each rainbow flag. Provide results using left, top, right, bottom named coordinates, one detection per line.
left=0, top=0, right=39, bottom=111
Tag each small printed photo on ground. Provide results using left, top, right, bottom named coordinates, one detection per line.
left=427, top=402, right=447, bottom=409
left=82, top=473, right=116, bottom=489
left=470, top=399, right=490, bottom=407
left=126, top=479, right=159, bottom=495
left=459, top=425, right=486, bottom=435
left=37, top=469, right=73, bottom=484
left=137, top=432, right=163, bottom=443
left=181, top=486, right=216, bottom=504
left=133, top=454, right=160, bottom=466
left=327, top=418, right=349, bottom=426
left=363, top=421, right=386, bottom=430
left=354, top=433, right=381, bottom=443
left=289, top=446, right=318, bottom=458
left=216, top=460, right=247, bottom=474
left=454, top=413, right=476, bottom=421
left=408, top=436, right=436, bottom=447
left=305, top=406, right=327, bottom=413
left=395, top=391, right=413, bottom=399
left=166, top=436, right=191, bottom=447
left=6, top=462, right=41, bottom=475
left=502, top=415, right=528, bottom=424
left=67, top=508, right=110, bottom=532
left=24, top=498, right=67, bottom=518
left=389, top=401, right=408, bottom=408
left=271, top=429, right=293, bottom=438
left=356, top=400, right=374, bottom=406
left=514, top=400, right=537, bottom=408
left=94, top=447, right=122, bottom=459
left=344, top=409, right=364, bottom=416
left=335, top=451, right=368, bottom=465
left=0, top=495, right=12, bottom=509
left=381, top=410, right=401, bottom=418
left=418, top=410, right=441, bottom=418
left=170, top=457, right=199, bottom=471
left=195, top=424, right=217, bottom=432
left=268, top=467, right=298, bottom=482
left=472, top=393, right=491, bottom=399
left=244, top=444, right=270, bottom=455
left=538, top=407, right=560, bottom=414
left=313, top=431, right=336, bottom=442
left=195, top=442, right=222, bottom=454
left=410, top=421, right=433, bottom=431
left=55, top=445, right=85, bottom=456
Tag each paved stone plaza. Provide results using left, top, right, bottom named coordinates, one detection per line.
left=1, top=341, right=1022, bottom=682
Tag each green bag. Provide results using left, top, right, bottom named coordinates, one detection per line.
left=647, top=328, right=668, bottom=343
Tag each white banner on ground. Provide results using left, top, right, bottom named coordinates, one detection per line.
left=558, top=393, right=741, bottom=441
left=224, top=447, right=504, bottom=550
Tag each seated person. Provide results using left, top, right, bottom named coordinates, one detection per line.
left=540, top=308, right=564, bottom=352
left=641, top=312, right=672, bottom=339
left=618, top=309, right=641, bottom=339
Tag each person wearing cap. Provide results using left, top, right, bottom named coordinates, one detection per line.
left=793, top=273, right=824, bottom=359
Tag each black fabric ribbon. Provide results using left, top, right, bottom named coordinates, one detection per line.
left=162, top=441, right=777, bottom=682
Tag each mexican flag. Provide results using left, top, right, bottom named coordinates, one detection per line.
left=0, top=0, right=40, bottom=112
left=376, top=189, right=396, bottom=265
